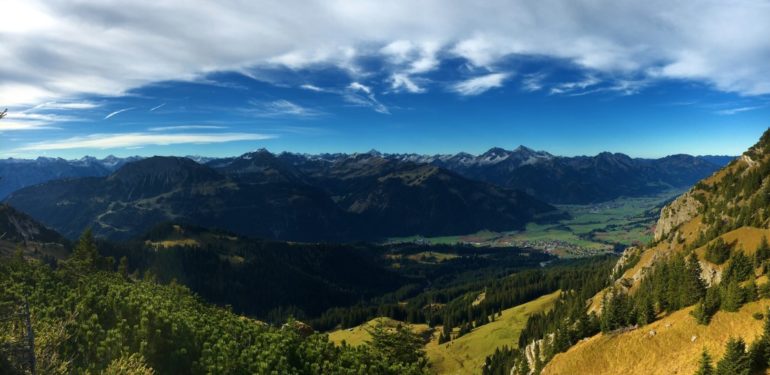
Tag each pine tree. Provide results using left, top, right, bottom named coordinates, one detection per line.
left=748, top=315, right=770, bottom=373
left=69, top=228, right=100, bottom=270
left=744, top=279, right=758, bottom=302
left=367, top=321, right=427, bottom=366
left=716, top=337, right=749, bottom=375
left=682, top=256, right=706, bottom=306
left=636, top=295, right=655, bottom=326
left=695, top=348, right=714, bottom=375
left=755, top=236, right=770, bottom=268
left=724, top=251, right=754, bottom=282
left=118, top=256, right=129, bottom=279
left=705, top=238, right=730, bottom=265
left=691, top=299, right=710, bottom=325
left=721, top=279, right=744, bottom=312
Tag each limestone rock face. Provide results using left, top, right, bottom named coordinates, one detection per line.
left=654, top=191, right=702, bottom=241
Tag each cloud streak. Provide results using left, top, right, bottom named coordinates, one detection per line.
left=17, top=132, right=276, bottom=151
left=104, top=107, right=134, bottom=120
left=715, top=106, right=764, bottom=116
left=148, top=125, right=227, bottom=131
left=149, top=103, right=166, bottom=111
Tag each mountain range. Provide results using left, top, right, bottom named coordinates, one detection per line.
left=0, top=148, right=732, bottom=203
left=4, top=153, right=556, bottom=241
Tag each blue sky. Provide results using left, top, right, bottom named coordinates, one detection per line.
left=2, top=1, right=770, bottom=159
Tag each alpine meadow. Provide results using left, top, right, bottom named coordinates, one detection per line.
left=3, top=1, right=770, bottom=374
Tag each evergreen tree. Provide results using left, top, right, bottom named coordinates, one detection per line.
left=744, top=279, right=758, bottom=302
left=723, top=251, right=754, bottom=282
left=70, top=228, right=100, bottom=269
left=755, top=236, right=770, bottom=268
left=747, top=315, right=770, bottom=373
left=682, top=255, right=707, bottom=305
left=635, top=295, right=655, bottom=326
left=695, top=348, right=714, bottom=375
left=691, top=299, right=710, bottom=325
left=705, top=238, right=730, bottom=265
left=716, top=337, right=749, bottom=375
left=118, top=256, right=129, bottom=279
left=721, top=279, right=744, bottom=312
left=367, top=321, right=427, bottom=367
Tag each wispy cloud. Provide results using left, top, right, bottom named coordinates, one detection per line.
left=104, top=107, right=135, bottom=120
left=150, top=103, right=166, bottom=112
left=32, top=101, right=100, bottom=110
left=0, top=111, right=77, bottom=132
left=550, top=76, right=600, bottom=95
left=345, top=82, right=390, bottom=114
left=300, top=84, right=327, bottom=92
left=0, top=120, right=58, bottom=132
left=715, top=106, right=764, bottom=115
left=521, top=73, right=547, bottom=92
left=17, top=132, right=276, bottom=151
left=246, top=99, right=325, bottom=118
left=452, top=73, right=510, bottom=96
left=5, top=112, right=80, bottom=123
left=148, top=125, right=227, bottom=131
left=389, top=74, right=426, bottom=94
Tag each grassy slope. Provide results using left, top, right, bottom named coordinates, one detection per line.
left=426, top=291, right=560, bottom=375
left=328, top=290, right=560, bottom=375
left=544, top=300, right=770, bottom=375
left=551, top=156, right=770, bottom=374
left=328, top=317, right=432, bottom=347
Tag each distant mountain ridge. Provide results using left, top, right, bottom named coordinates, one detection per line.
left=0, top=148, right=732, bottom=204
left=5, top=154, right=557, bottom=241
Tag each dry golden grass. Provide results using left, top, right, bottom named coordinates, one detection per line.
left=544, top=300, right=770, bottom=375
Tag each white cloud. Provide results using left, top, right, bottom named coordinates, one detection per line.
left=32, top=101, right=100, bottom=110
left=345, top=82, right=389, bottom=113
left=715, top=106, right=764, bottom=116
left=247, top=99, right=324, bottom=117
left=148, top=125, right=227, bottom=131
left=521, top=73, right=546, bottom=92
left=390, top=74, right=425, bottom=93
left=550, top=76, right=601, bottom=95
left=149, top=103, right=166, bottom=111
left=17, top=132, right=275, bottom=151
left=348, top=82, right=372, bottom=95
left=0, top=108, right=81, bottom=131
left=0, top=120, right=57, bottom=131
left=452, top=73, right=510, bottom=96
left=3, top=0, right=770, bottom=108
left=104, top=107, right=134, bottom=120
left=300, top=84, right=326, bottom=92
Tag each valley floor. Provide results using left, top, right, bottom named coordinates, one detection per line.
left=386, top=190, right=681, bottom=258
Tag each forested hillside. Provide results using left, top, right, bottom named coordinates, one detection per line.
left=0, top=231, right=431, bottom=374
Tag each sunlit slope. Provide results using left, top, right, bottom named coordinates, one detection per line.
left=426, top=291, right=560, bottom=375
left=329, top=290, right=560, bottom=375
left=544, top=300, right=770, bottom=375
